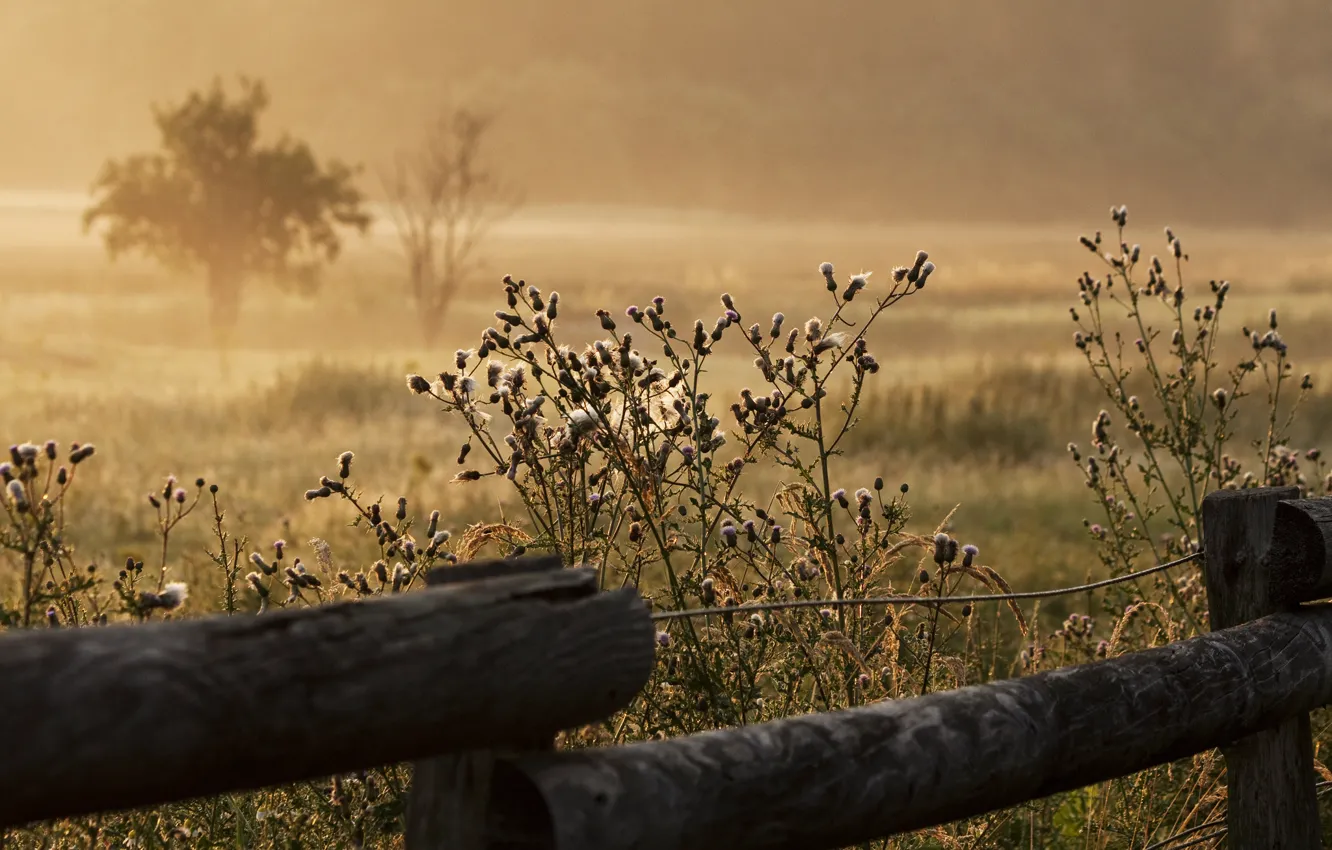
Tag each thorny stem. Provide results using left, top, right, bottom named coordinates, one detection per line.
left=21, top=548, right=36, bottom=628
left=812, top=379, right=844, bottom=613
left=918, top=561, right=958, bottom=696
left=1261, top=349, right=1287, bottom=485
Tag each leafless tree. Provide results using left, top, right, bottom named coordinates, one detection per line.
left=381, top=108, right=520, bottom=345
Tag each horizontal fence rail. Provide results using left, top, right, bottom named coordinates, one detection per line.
left=490, top=604, right=1332, bottom=850
left=0, top=560, right=655, bottom=829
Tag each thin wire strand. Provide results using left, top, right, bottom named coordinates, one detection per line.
left=1142, top=818, right=1225, bottom=850
left=1137, top=779, right=1332, bottom=849
left=1159, top=828, right=1227, bottom=850
left=650, top=551, right=1203, bottom=621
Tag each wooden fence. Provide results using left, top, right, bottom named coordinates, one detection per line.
left=3, top=487, right=1332, bottom=848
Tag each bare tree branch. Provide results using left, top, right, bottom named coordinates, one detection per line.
left=381, top=106, right=521, bottom=344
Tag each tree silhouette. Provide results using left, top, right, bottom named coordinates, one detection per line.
left=381, top=107, right=520, bottom=346
left=83, top=78, right=371, bottom=346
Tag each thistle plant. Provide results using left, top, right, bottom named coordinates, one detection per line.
left=401, top=253, right=1022, bottom=735
left=204, top=482, right=247, bottom=615
left=146, top=474, right=207, bottom=592
left=290, top=449, right=464, bottom=609
left=0, top=441, right=98, bottom=627
left=1069, top=204, right=1324, bottom=633
left=0, top=442, right=203, bottom=628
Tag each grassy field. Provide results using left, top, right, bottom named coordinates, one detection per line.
left=3, top=215, right=1331, bottom=594
left=4, top=211, right=1332, bottom=846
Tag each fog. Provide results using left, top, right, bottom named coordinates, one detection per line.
left=3, top=0, right=1332, bottom=226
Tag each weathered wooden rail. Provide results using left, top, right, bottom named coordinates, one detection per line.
left=0, top=557, right=655, bottom=828
left=2, top=488, right=1331, bottom=848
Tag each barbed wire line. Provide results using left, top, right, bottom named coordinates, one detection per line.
left=650, top=551, right=1203, bottom=622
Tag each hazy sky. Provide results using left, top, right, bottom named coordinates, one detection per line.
left=3, top=0, right=1331, bottom=225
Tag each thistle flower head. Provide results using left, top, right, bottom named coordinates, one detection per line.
left=158, top=582, right=189, bottom=611
left=567, top=407, right=601, bottom=435
left=916, top=261, right=936, bottom=287
left=812, top=332, right=848, bottom=354
left=932, top=532, right=951, bottom=564
left=720, top=525, right=738, bottom=547
left=406, top=374, right=431, bottom=394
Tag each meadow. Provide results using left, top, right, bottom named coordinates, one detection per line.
left=5, top=213, right=1332, bottom=588
left=4, top=208, right=1332, bottom=847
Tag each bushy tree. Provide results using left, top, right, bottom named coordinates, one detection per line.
left=83, top=78, right=371, bottom=345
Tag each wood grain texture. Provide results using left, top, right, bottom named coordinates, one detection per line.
left=1267, top=496, right=1332, bottom=605
left=1204, top=486, right=1300, bottom=629
left=406, top=736, right=557, bottom=850
left=496, top=605, right=1332, bottom=850
left=1202, top=487, right=1321, bottom=848
left=409, top=553, right=566, bottom=850
left=426, top=553, right=564, bottom=588
left=0, top=565, right=655, bottom=829
left=406, top=752, right=496, bottom=850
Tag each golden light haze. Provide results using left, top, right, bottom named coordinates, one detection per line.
left=6, top=9, right=1332, bottom=846
left=3, top=0, right=1332, bottom=225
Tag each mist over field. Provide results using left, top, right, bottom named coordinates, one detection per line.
left=1, top=0, right=1331, bottom=565
left=3, top=5, right=1332, bottom=846
left=4, top=0, right=1332, bottom=226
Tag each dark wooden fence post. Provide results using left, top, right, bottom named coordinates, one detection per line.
left=405, top=554, right=567, bottom=850
left=1202, top=486, right=1321, bottom=849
